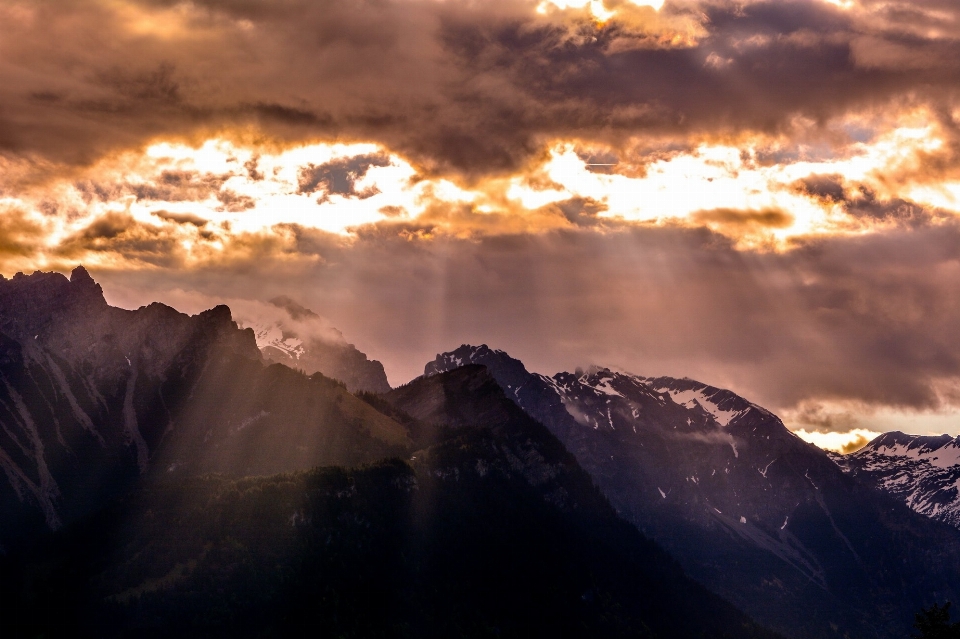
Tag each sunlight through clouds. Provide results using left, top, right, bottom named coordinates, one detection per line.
left=3, top=105, right=960, bottom=275
left=792, top=428, right=881, bottom=454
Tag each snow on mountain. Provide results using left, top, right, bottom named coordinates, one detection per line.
left=236, top=296, right=391, bottom=394
left=424, top=344, right=960, bottom=639
left=835, top=431, right=960, bottom=528
left=251, top=323, right=306, bottom=361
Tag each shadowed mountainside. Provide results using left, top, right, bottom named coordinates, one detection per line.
left=3, top=366, right=783, bottom=639
left=0, top=267, right=407, bottom=550
left=425, top=345, right=960, bottom=639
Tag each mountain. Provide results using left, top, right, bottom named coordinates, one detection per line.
left=3, top=365, right=782, bottom=639
left=238, top=295, right=390, bottom=393
left=833, top=432, right=960, bottom=529
left=426, top=345, right=960, bottom=639
left=0, top=267, right=407, bottom=550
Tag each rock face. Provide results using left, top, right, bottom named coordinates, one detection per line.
left=425, top=345, right=960, bottom=639
left=0, top=268, right=407, bottom=549
left=834, top=432, right=960, bottom=529
left=240, top=296, right=391, bottom=394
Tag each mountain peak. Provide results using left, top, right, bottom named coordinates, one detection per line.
left=70, top=264, right=93, bottom=284
left=857, top=431, right=959, bottom=458
left=424, top=344, right=537, bottom=400
left=426, top=344, right=524, bottom=375
left=0, top=266, right=108, bottom=340
left=839, top=430, right=960, bottom=530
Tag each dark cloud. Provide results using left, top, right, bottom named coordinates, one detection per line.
left=793, top=173, right=847, bottom=202
left=132, top=170, right=230, bottom=202
left=0, top=206, right=45, bottom=257
left=216, top=189, right=256, bottom=212
left=57, top=212, right=191, bottom=267
left=77, top=217, right=960, bottom=417
left=3, top=0, right=960, bottom=180
left=794, top=173, right=941, bottom=226
left=297, top=153, right=392, bottom=201
left=547, top=197, right=608, bottom=227
left=152, top=210, right=209, bottom=226
left=691, top=207, right=794, bottom=228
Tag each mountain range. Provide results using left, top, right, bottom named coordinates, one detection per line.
left=426, top=344, right=960, bottom=639
left=0, top=267, right=406, bottom=551
left=2, top=268, right=960, bottom=638
left=0, top=268, right=779, bottom=639
left=832, top=432, right=960, bottom=529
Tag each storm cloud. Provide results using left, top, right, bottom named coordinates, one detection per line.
left=2, top=0, right=960, bottom=179
left=77, top=217, right=960, bottom=422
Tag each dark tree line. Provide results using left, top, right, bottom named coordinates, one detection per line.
left=915, top=603, right=960, bottom=639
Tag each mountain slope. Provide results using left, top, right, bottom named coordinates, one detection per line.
left=425, top=345, right=960, bottom=639
left=3, top=366, right=782, bottom=639
left=834, top=432, right=960, bottom=529
left=0, top=267, right=407, bottom=550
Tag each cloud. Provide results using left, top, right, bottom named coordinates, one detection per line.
left=42, top=215, right=953, bottom=424
left=0, top=205, right=46, bottom=258
left=152, top=210, right=209, bottom=227
left=6, top=0, right=960, bottom=438
left=791, top=428, right=881, bottom=454
left=792, top=173, right=941, bottom=227
left=298, top=153, right=392, bottom=202
left=691, top=207, right=794, bottom=228
left=2, top=0, right=960, bottom=182
left=132, top=170, right=229, bottom=203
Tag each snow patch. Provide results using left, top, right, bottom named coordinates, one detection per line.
left=655, top=387, right=744, bottom=427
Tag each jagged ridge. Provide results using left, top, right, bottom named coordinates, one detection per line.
left=425, top=344, right=960, bottom=639
left=835, top=431, right=960, bottom=528
left=0, top=267, right=407, bottom=550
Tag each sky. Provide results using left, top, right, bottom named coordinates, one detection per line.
left=3, top=0, right=960, bottom=452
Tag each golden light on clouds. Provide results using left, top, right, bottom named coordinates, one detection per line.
left=792, top=428, right=881, bottom=454
left=537, top=0, right=665, bottom=21
left=2, top=102, right=960, bottom=275
left=5, top=0, right=960, bottom=438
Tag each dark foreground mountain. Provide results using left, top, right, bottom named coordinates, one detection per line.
left=426, top=345, right=960, bottom=639
left=240, top=295, right=391, bottom=394
left=833, top=432, right=960, bottom=529
left=2, top=365, right=781, bottom=639
left=0, top=268, right=407, bottom=550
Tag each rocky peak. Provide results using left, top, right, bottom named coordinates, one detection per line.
left=836, top=430, right=960, bottom=530
left=857, top=431, right=958, bottom=457
left=425, top=344, right=536, bottom=394
left=195, top=305, right=262, bottom=361
left=69, top=265, right=102, bottom=295
left=0, top=266, right=108, bottom=340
